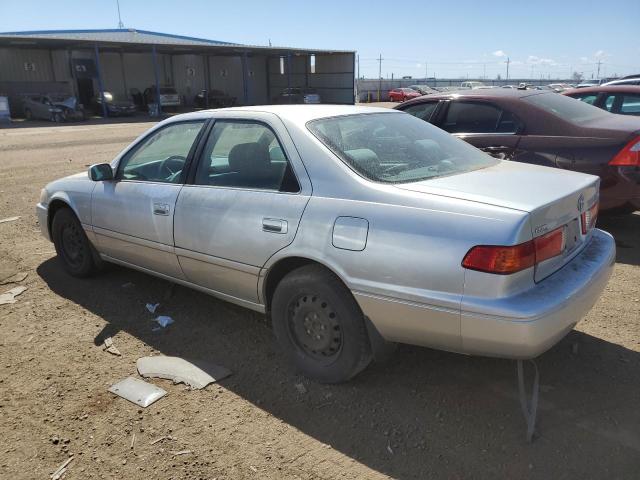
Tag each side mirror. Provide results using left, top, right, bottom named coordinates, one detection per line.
left=88, top=163, right=114, bottom=181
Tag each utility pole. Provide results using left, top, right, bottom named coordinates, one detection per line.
left=483, top=63, right=486, bottom=79
left=116, top=0, right=124, bottom=28
left=377, top=53, right=383, bottom=101
left=356, top=54, right=360, bottom=80
left=596, top=60, right=602, bottom=80
left=425, top=61, right=428, bottom=81
left=505, top=57, right=510, bottom=81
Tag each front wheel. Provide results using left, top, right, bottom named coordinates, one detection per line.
left=51, top=208, right=99, bottom=277
left=271, top=265, right=372, bottom=383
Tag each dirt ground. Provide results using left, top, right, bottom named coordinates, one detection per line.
left=0, top=119, right=639, bottom=480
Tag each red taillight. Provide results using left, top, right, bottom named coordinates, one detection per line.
left=462, top=226, right=565, bottom=275
left=534, top=227, right=566, bottom=263
left=610, top=137, right=640, bottom=166
left=581, top=201, right=599, bottom=234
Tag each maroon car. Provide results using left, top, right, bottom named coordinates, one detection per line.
left=396, top=89, right=640, bottom=213
left=563, top=85, right=640, bottom=116
left=388, top=88, right=421, bottom=102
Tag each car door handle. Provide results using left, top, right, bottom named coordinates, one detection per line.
left=153, top=203, right=170, bottom=216
left=262, top=218, right=288, bottom=234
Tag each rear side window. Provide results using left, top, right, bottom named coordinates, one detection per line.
left=619, top=94, right=640, bottom=115
left=573, top=94, right=598, bottom=105
left=402, top=102, right=438, bottom=122
left=523, top=92, right=607, bottom=124
left=442, top=102, right=519, bottom=134
left=194, top=121, right=299, bottom=192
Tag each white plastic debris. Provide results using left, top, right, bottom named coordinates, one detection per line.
left=154, top=315, right=174, bottom=328
left=51, top=456, right=74, bottom=480
left=137, top=356, right=231, bottom=389
left=0, top=285, right=27, bottom=305
left=146, top=303, right=160, bottom=314
left=103, top=337, right=122, bottom=356
left=0, top=216, right=20, bottom=224
left=108, top=376, right=167, bottom=407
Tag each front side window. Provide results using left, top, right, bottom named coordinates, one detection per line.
left=442, top=101, right=519, bottom=134
left=307, top=112, right=497, bottom=184
left=117, top=121, right=204, bottom=183
left=402, top=101, right=439, bottom=122
left=194, top=120, right=299, bottom=192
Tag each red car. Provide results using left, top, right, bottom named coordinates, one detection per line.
left=396, top=89, right=640, bottom=213
left=388, top=88, right=421, bottom=102
left=563, top=85, right=640, bottom=116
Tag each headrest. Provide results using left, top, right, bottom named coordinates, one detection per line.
left=228, top=142, right=271, bottom=175
left=345, top=148, right=380, bottom=172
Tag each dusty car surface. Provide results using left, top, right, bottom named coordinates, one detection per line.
left=36, top=105, right=615, bottom=383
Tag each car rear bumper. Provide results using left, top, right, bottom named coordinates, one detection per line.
left=355, top=229, right=615, bottom=359
left=600, top=166, right=640, bottom=211
left=36, top=202, right=50, bottom=241
left=459, top=228, right=615, bottom=358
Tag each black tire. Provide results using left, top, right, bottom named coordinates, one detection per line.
left=271, top=265, right=372, bottom=383
left=51, top=208, right=98, bottom=277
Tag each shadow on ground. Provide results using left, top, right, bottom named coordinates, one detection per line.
left=598, top=211, right=640, bottom=266
left=36, top=213, right=640, bottom=479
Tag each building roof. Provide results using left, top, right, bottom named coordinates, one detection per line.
left=0, top=28, right=353, bottom=54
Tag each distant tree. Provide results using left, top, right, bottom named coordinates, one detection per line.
left=572, top=71, right=584, bottom=82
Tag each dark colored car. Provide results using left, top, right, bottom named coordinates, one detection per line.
left=273, top=87, right=321, bottom=104
left=396, top=89, right=640, bottom=213
left=92, top=91, right=137, bottom=116
left=193, top=89, right=236, bottom=108
left=563, top=85, right=640, bottom=116
left=388, top=88, right=421, bottom=102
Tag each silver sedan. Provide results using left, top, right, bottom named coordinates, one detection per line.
left=36, top=105, right=615, bottom=383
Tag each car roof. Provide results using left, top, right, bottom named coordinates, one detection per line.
left=169, top=104, right=399, bottom=124
left=399, top=88, right=546, bottom=106
left=563, top=85, right=640, bottom=95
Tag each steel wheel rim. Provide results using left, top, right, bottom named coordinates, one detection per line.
left=287, top=294, right=343, bottom=364
left=60, top=221, right=84, bottom=268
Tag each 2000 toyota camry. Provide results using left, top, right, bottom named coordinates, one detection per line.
left=36, top=105, right=615, bottom=383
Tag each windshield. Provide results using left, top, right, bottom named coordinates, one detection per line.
left=523, top=92, right=608, bottom=124
left=307, top=112, right=498, bottom=184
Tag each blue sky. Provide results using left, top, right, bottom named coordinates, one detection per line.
left=1, top=0, right=639, bottom=80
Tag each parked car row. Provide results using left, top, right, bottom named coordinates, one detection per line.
left=22, top=94, right=85, bottom=122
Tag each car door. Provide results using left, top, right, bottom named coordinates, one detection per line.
left=174, top=113, right=311, bottom=306
left=437, top=100, right=522, bottom=159
left=91, top=120, right=206, bottom=278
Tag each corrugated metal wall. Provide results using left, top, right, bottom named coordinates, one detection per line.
left=268, top=52, right=355, bottom=104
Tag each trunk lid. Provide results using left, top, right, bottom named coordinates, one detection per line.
left=395, top=160, right=600, bottom=281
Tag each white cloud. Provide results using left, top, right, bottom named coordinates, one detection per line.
left=527, top=55, right=557, bottom=66
left=580, top=56, right=589, bottom=63
left=492, top=50, right=506, bottom=57
left=594, top=50, right=605, bottom=59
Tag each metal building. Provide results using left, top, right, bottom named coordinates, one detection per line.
left=0, top=29, right=355, bottom=116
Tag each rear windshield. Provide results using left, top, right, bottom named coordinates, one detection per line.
left=307, top=112, right=497, bottom=184
left=524, top=92, right=608, bottom=124
left=159, top=87, right=177, bottom=94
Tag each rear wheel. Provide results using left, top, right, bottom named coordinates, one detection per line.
left=51, top=208, right=99, bottom=277
left=271, top=265, right=372, bottom=383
